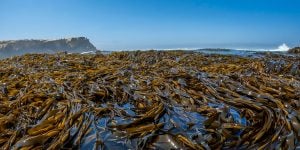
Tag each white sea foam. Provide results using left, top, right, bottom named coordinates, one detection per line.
left=269, top=43, right=290, bottom=51
left=80, top=43, right=290, bottom=53
left=232, top=43, right=290, bottom=52
left=81, top=51, right=95, bottom=54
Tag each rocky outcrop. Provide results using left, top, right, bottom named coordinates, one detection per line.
left=288, top=47, right=300, bottom=54
left=0, top=37, right=97, bottom=58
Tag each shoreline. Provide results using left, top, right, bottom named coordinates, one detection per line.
left=1, top=48, right=299, bottom=60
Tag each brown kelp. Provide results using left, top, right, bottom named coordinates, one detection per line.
left=0, top=51, right=299, bottom=149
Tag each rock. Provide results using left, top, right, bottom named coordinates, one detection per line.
left=288, top=47, right=300, bottom=54
left=0, top=37, right=97, bottom=58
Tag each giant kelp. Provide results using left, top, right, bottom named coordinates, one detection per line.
left=0, top=51, right=299, bottom=149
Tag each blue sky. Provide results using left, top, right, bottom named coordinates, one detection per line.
left=0, top=0, right=300, bottom=50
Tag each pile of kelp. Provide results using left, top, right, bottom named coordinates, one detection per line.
left=0, top=51, right=299, bottom=150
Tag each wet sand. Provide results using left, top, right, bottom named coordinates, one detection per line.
left=0, top=51, right=299, bottom=149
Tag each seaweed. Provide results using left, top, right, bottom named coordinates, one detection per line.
left=0, top=51, right=299, bottom=149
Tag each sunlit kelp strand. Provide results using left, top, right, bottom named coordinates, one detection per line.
left=0, top=51, right=299, bottom=149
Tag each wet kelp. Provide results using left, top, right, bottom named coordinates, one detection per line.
left=0, top=51, right=299, bottom=149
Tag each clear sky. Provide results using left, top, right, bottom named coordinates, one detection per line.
left=0, top=0, right=300, bottom=50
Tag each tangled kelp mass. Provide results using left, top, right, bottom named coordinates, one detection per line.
left=0, top=51, right=299, bottom=149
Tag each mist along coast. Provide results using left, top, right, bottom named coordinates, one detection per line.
left=0, top=49, right=299, bottom=149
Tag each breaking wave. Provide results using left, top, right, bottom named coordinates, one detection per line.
left=269, top=43, right=290, bottom=51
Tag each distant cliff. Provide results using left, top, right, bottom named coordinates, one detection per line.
left=0, top=37, right=97, bottom=58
